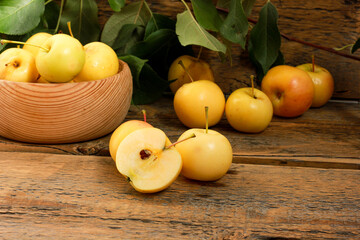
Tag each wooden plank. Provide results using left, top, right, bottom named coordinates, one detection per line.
left=97, top=0, right=360, bottom=99
left=0, top=152, right=359, bottom=239
left=1, top=99, right=359, bottom=169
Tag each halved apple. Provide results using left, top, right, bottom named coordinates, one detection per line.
left=116, top=128, right=182, bottom=193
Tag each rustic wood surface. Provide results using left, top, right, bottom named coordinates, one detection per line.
left=1, top=98, right=359, bottom=169
left=97, top=0, right=360, bottom=100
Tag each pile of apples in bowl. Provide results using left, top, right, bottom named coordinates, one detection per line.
left=0, top=32, right=133, bottom=144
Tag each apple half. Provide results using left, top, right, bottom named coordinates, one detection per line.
left=115, top=128, right=182, bottom=193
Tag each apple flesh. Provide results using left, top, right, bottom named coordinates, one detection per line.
left=23, top=32, right=52, bottom=57
left=175, top=128, right=232, bottom=181
left=225, top=87, right=273, bottom=133
left=296, top=63, right=334, bottom=108
left=0, top=48, right=39, bottom=82
left=261, top=65, right=314, bottom=118
left=116, top=128, right=182, bottom=193
left=168, top=55, right=215, bottom=93
left=36, top=33, right=85, bottom=83
left=173, top=80, right=225, bottom=128
left=73, top=41, right=119, bottom=82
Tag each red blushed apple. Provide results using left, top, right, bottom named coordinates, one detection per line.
left=261, top=65, right=314, bottom=118
left=296, top=63, right=334, bottom=108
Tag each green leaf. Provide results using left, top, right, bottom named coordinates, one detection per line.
left=176, top=10, right=226, bottom=53
left=43, top=1, right=60, bottom=30
left=119, top=55, right=169, bottom=105
left=144, top=13, right=175, bottom=39
left=351, top=38, right=360, bottom=54
left=217, top=0, right=256, bottom=16
left=219, top=0, right=248, bottom=48
left=0, top=0, right=45, bottom=35
left=112, top=24, right=145, bottom=56
left=108, top=0, right=125, bottom=12
left=191, top=0, right=223, bottom=32
left=248, top=1, right=281, bottom=75
left=59, top=0, right=100, bottom=44
left=101, top=1, right=152, bottom=47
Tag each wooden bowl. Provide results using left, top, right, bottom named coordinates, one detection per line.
left=0, top=60, right=133, bottom=144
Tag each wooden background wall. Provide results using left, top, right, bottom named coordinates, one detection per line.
left=97, top=0, right=360, bottom=100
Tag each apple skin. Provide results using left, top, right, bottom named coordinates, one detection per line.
left=261, top=65, right=314, bottom=118
left=296, top=63, right=334, bottom=108
left=0, top=48, right=39, bottom=82
left=173, top=80, right=225, bottom=128
left=168, top=55, right=215, bottom=93
left=225, top=87, right=273, bottom=133
left=109, top=120, right=153, bottom=162
left=73, top=41, right=119, bottom=82
left=175, top=128, right=232, bottom=181
left=36, top=34, right=85, bottom=83
left=23, top=32, right=52, bottom=57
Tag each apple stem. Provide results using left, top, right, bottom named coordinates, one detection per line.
left=178, top=60, right=195, bottom=82
left=312, top=54, right=315, bottom=72
left=205, top=106, right=209, bottom=134
left=250, top=75, right=255, bottom=99
left=0, top=39, right=49, bottom=52
left=141, top=109, right=147, bottom=123
left=67, top=21, right=74, bottom=38
left=165, top=133, right=196, bottom=149
left=197, top=47, right=203, bottom=61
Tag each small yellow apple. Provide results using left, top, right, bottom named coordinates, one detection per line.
left=73, top=41, right=119, bottom=82
left=296, top=63, right=334, bottom=108
left=168, top=55, right=215, bottom=93
left=0, top=48, right=39, bottom=82
left=23, top=32, right=52, bottom=57
left=175, top=128, right=232, bottom=181
left=225, top=87, right=273, bottom=133
left=173, top=80, right=225, bottom=128
left=116, top=127, right=182, bottom=193
left=36, top=33, right=85, bottom=83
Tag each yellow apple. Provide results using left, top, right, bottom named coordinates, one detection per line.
left=73, top=41, right=119, bottom=82
left=0, top=48, right=39, bottom=82
left=109, top=120, right=153, bottom=162
left=168, top=55, right=215, bottom=93
left=175, top=128, right=232, bottom=181
left=173, top=80, right=225, bottom=128
left=225, top=87, right=273, bottom=133
left=23, top=32, right=52, bottom=57
left=116, top=127, right=182, bottom=193
left=296, top=63, right=334, bottom=108
left=36, top=33, right=85, bottom=83
left=261, top=65, right=314, bottom=118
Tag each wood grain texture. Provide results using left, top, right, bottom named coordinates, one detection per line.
left=0, top=152, right=359, bottom=239
left=1, top=98, right=358, bottom=169
left=97, top=0, right=360, bottom=99
left=0, top=60, right=132, bottom=144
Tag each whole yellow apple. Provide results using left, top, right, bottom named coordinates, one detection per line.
left=175, top=128, right=233, bottom=181
left=0, top=48, right=39, bottom=82
left=261, top=65, right=314, bottom=118
left=36, top=34, right=85, bottom=83
left=116, top=127, right=182, bottom=193
left=73, top=42, right=119, bottom=82
left=168, top=55, right=215, bottom=93
left=109, top=120, right=153, bottom=162
left=23, top=32, right=52, bottom=57
left=225, top=87, right=273, bottom=133
left=173, top=80, right=225, bottom=128
left=296, top=63, right=334, bottom=108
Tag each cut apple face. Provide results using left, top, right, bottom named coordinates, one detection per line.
left=116, top=128, right=182, bottom=193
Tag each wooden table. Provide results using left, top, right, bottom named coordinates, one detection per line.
left=1, top=96, right=359, bottom=239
